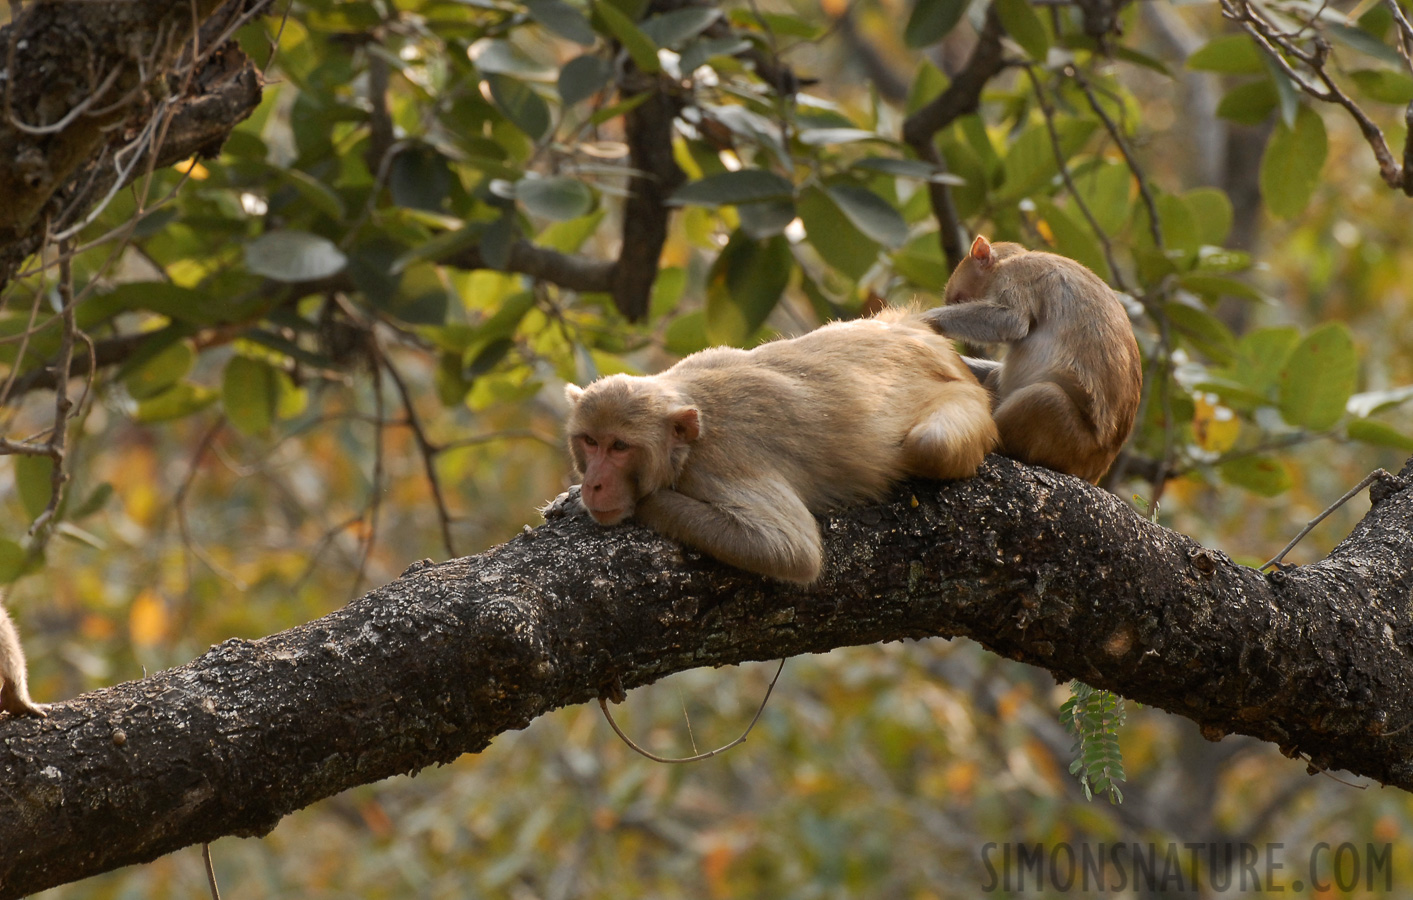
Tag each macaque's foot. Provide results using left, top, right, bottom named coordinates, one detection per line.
left=1, top=697, right=48, bottom=718
left=540, top=485, right=585, bottom=520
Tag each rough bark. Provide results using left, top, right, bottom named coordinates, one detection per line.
left=3, top=455, right=1413, bottom=896
left=0, top=0, right=269, bottom=286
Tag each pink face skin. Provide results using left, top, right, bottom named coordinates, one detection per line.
left=571, top=432, right=639, bottom=524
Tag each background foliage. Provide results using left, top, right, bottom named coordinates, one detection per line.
left=6, top=0, right=1413, bottom=894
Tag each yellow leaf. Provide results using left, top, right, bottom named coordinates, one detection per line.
left=1193, top=392, right=1240, bottom=452
left=944, top=759, right=979, bottom=796
left=128, top=589, right=169, bottom=646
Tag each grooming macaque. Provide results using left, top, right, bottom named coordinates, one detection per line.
left=563, top=310, right=998, bottom=583
left=0, top=596, right=46, bottom=717
left=923, top=236, right=1142, bottom=484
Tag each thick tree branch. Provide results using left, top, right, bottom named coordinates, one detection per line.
left=5, top=455, right=1413, bottom=895
left=610, top=76, right=685, bottom=321
left=0, top=0, right=271, bottom=285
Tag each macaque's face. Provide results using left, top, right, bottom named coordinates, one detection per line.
left=569, top=430, right=645, bottom=525
left=564, top=376, right=699, bottom=526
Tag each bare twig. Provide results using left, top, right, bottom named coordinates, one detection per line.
left=1262, top=469, right=1390, bottom=570
left=1221, top=0, right=1409, bottom=193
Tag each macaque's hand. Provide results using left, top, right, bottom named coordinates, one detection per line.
left=540, top=484, right=587, bottom=520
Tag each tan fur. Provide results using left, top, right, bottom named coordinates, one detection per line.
left=0, top=595, right=46, bottom=718
left=923, top=236, right=1142, bottom=484
left=564, top=310, right=999, bottom=583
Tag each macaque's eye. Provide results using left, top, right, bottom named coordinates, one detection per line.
left=611, top=439, right=630, bottom=452
left=580, top=435, right=598, bottom=448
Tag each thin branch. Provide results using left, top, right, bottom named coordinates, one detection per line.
left=901, top=9, right=1006, bottom=268
left=377, top=343, right=458, bottom=558
left=1221, top=0, right=1409, bottom=193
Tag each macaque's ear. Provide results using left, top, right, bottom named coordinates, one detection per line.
left=670, top=407, right=701, bottom=444
left=565, top=383, right=585, bottom=405
left=969, top=234, right=994, bottom=265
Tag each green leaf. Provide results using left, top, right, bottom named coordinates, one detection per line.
left=559, top=54, right=612, bottom=106
left=0, top=540, right=24, bottom=583
left=71, top=482, right=114, bottom=521
left=1136, top=192, right=1199, bottom=259
left=999, top=119, right=1097, bottom=202
left=892, top=232, right=951, bottom=290
left=1187, top=35, right=1265, bottom=73
left=1327, top=22, right=1406, bottom=68
left=1179, top=273, right=1264, bottom=304
left=825, top=185, right=907, bottom=249
left=1183, top=187, right=1234, bottom=247
left=665, top=310, right=709, bottom=356
left=468, top=291, right=538, bottom=359
left=797, top=127, right=885, bottom=147
left=737, top=198, right=797, bottom=239
left=136, top=382, right=219, bottom=423
left=525, top=0, right=596, bottom=45
left=595, top=2, right=661, bottom=72
left=281, top=168, right=347, bottom=221
left=536, top=209, right=606, bottom=253
left=994, top=0, right=1049, bottom=60
left=851, top=157, right=960, bottom=183
left=906, top=61, right=949, bottom=115
left=122, top=340, right=195, bottom=400
left=669, top=169, right=795, bottom=207
left=639, top=7, right=721, bottom=48
left=471, top=39, right=555, bottom=78
left=1216, top=79, right=1278, bottom=125
left=1349, top=69, right=1413, bottom=104
left=586, top=91, right=650, bottom=125
left=679, top=36, right=750, bottom=74
left=517, top=176, right=595, bottom=220
left=1237, top=326, right=1300, bottom=396
left=1262, top=55, right=1300, bottom=127
left=649, top=266, right=687, bottom=318
left=486, top=73, right=551, bottom=140
left=1347, top=419, right=1413, bottom=452
left=1278, top=322, right=1358, bottom=430
left=904, top=0, right=970, bottom=47
left=391, top=223, right=485, bottom=274
left=16, top=455, right=54, bottom=522
left=1072, top=161, right=1131, bottom=235
left=1260, top=105, right=1327, bottom=219
left=1220, top=456, right=1293, bottom=497
left=797, top=185, right=879, bottom=279
left=705, top=231, right=791, bottom=345
left=1165, top=301, right=1238, bottom=363
left=245, top=230, right=348, bottom=282
left=1034, top=200, right=1108, bottom=281
left=384, top=262, right=452, bottom=325
left=223, top=356, right=280, bottom=435
left=389, top=146, right=453, bottom=212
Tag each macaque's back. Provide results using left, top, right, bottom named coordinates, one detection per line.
left=670, top=313, right=984, bottom=511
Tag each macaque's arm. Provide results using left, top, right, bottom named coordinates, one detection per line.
left=961, top=356, right=1002, bottom=388
left=924, top=303, right=1030, bottom=345
left=634, top=480, right=823, bottom=584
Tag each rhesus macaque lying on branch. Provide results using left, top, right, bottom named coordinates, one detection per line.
left=925, top=235, right=1143, bottom=484
left=562, top=309, right=998, bottom=583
